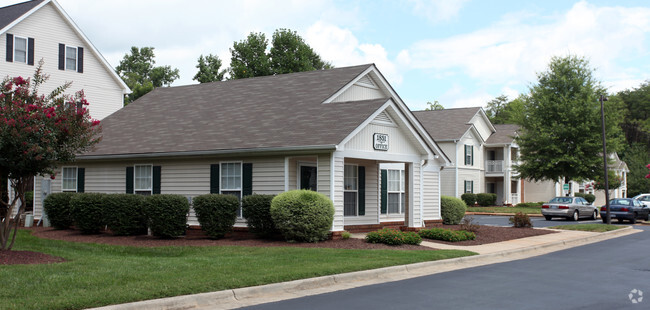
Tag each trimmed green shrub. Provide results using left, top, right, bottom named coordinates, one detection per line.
left=584, top=194, right=596, bottom=204
left=402, top=231, right=423, bottom=245
left=270, top=190, right=334, bottom=242
left=476, top=193, right=497, bottom=206
left=70, top=193, right=107, bottom=234
left=419, top=227, right=476, bottom=242
left=460, top=193, right=476, bottom=207
left=515, top=202, right=543, bottom=208
left=365, top=228, right=422, bottom=246
left=341, top=231, right=351, bottom=240
left=144, top=194, right=189, bottom=238
left=104, top=194, right=147, bottom=236
left=242, top=194, right=277, bottom=238
left=509, top=212, right=532, bottom=228
left=574, top=192, right=586, bottom=199
left=43, top=192, right=76, bottom=229
left=193, top=194, right=239, bottom=239
left=441, top=195, right=467, bottom=225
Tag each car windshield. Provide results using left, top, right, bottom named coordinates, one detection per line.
left=610, top=199, right=631, bottom=205
left=549, top=197, right=573, bottom=204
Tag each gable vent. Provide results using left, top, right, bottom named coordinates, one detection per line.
left=355, top=74, right=377, bottom=88
left=372, top=111, right=394, bottom=125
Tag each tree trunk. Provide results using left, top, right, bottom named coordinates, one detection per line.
left=0, top=178, right=25, bottom=250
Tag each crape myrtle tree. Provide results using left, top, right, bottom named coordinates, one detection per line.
left=515, top=55, right=625, bottom=191
left=0, top=62, right=101, bottom=250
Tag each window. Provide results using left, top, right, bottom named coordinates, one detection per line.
left=464, top=145, right=473, bottom=166
left=65, top=46, right=77, bottom=71
left=134, top=165, right=153, bottom=195
left=464, top=180, right=474, bottom=193
left=344, top=165, right=358, bottom=216
left=221, top=162, right=242, bottom=216
left=62, top=167, right=77, bottom=192
left=13, top=36, right=27, bottom=63
left=387, top=169, right=405, bottom=214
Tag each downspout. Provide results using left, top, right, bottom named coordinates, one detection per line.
left=454, top=140, right=459, bottom=197
left=420, top=160, right=425, bottom=227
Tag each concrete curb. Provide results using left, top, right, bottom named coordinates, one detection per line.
left=90, top=226, right=638, bottom=310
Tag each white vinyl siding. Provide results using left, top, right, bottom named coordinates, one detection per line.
left=422, top=170, right=440, bottom=220
left=61, top=167, right=77, bottom=192
left=13, top=36, right=27, bottom=63
left=134, top=165, right=152, bottom=195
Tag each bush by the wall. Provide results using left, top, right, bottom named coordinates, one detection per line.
left=365, top=228, right=422, bottom=246
left=476, top=193, right=497, bottom=206
left=70, top=193, right=107, bottom=234
left=242, top=194, right=277, bottom=238
left=460, top=193, right=476, bottom=207
left=43, top=192, right=76, bottom=229
left=515, top=202, right=543, bottom=208
left=193, top=194, right=239, bottom=239
left=419, top=227, right=476, bottom=242
left=144, top=194, right=189, bottom=238
left=270, top=190, right=334, bottom=242
left=574, top=192, right=586, bottom=199
left=509, top=212, right=532, bottom=228
left=441, top=195, right=467, bottom=225
left=104, top=194, right=147, bottom=236
left=584, top=194, right=596, bottom=204
left=24, top=191, right=34, bottom=211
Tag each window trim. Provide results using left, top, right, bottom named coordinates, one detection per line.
left=297, top=161, right=317, bottom=191
left=464, top=180, right=474, bottom=194
left=344, top=164, right=359, bottom=217
left=13, top=35, right=27, bottom=63
left=464, top=144, right=473, bottom=166
left=134, top=164, right=153, bottom=195
left=61, top=166, right=78, bottom=192
left=65, top=45, right=77, bottom=71
left=386, top=169, right=405, bottom=214
left=220, top=161, right=243, bottom=217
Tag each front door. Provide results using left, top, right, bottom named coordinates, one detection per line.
left=300, top=166, right=317, bottom=191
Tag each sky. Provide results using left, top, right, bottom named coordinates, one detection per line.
left=3, top=0, right=650, bottom=111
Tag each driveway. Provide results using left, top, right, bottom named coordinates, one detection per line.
left=466, top=214, right=605, bottom=228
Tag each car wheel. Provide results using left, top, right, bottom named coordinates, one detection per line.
left=644, top=213, right=649, bottom=221
left=591, top=210, right=598, bottom=220
left=571, top=210, right=579, bottom=221
left=617, top=218, right=623, bottom=223
left=630, top=214, right=637, bottom=224
left=602, top=218, right=607, bottom=223
left=544, top=215, right=552, bottom=221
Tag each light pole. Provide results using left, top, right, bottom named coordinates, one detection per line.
left=599, top=95, right=611, bottom=225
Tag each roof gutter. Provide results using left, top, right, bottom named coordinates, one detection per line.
left=76, top=144, right=338, bottom=161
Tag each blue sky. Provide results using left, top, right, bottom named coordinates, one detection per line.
left=3, top=0, right=650, bottom=111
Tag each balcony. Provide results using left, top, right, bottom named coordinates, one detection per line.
left=486, top=160, right=504, bottom=173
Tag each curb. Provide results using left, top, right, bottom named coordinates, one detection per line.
left=466, top=212, right=543, bottom=217
left=90, top=226, right=638, bottom=310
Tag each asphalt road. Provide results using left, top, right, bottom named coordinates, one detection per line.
left=244, top=226, right=650, bottom=310
left=467, top=214, right=607, bottom=227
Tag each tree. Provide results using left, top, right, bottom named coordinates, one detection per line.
left=424, top=100, right=444, bottom=110
left=485, top=94, right=527, bottom=125
left=485, top=95, right=509, bottom=123
left=0, top=62, right=101, bottom=250
left=619, top=143, right=650, bottom=197
left=193, top=54, right=226, bottom=83
left=229, top=32, right=272, bottom=80
left=515, top=55, right=625, bottom=187
left=617, top=80, right=650, bottom=147
left=115, top=47, right=180, bottom=105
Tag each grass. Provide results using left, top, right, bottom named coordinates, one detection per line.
left=467, top=206, right=542, bottom=214
left=548, top=224, right=624, bottom=232
left=1, top=230, right=476, bottom=310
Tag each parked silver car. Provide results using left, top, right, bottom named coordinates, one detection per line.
left=542, top=197, right=598, bottom=221
left=632, top=194, right=650, bottom=207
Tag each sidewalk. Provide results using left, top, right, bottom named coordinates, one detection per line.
left=91, top=226, right=640, bottom=310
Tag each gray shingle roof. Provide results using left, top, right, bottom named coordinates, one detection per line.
left=412, top=107, right=481, bottom=141
left=83, top=64, right=388, bottom=157
left=0, top=0, right=44, bottom=31
left=486, top=124, right=520, bottom=144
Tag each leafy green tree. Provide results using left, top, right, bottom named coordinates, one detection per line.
left=193, top=54, right=226, bottom=83
left=269, top=28, right=332, bottom=75
left=515, top=55, right=625, bottom=187
left=115, top=47, right=180, bottom=105
left=619, top=143, right=650, bottom=197
left=485, top=94, right=527, bottom=125
left=485, top=94, right=509, bottom=123
left=616, top=80, right=650, bottom=147
left=229, top=32, right=272, bottom=80
left=425, top=100, right=444, bottom=110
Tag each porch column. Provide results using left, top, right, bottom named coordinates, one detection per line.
left=405, top=162, right=416, bottom=227
left=327, top=153, right=344, bottom=232
left=504, top=146, right=511, bottom=205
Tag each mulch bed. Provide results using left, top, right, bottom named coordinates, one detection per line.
left=423, top=224, right=556, bottom=246
left=0, top=250, right=65, bottom=265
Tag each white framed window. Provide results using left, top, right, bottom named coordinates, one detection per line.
left=13, top=36, right=27, bottom=63
left=464, top=145, right=473, bottom=166
left=134, top=165, right=153, bottom=195
left=344, top=165, right=358, bottom=216
left=387, top=169, right=405, bottom=214
left=220, top=162, right=242, bottom=217
left=464, top=180, right=474, bottom=194
left=62, top=167, right=78, bottom=192
left=65, top=46, right=77, bottom=71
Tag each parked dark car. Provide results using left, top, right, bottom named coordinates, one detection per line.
left=600, top=198, right=650, bottom=224
left=542, top=197, right=598, bottom=221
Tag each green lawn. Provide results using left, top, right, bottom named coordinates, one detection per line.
left=467, top=206, right=542, bottom=214
left=2, top=230, right=476, bottom=310
left=548, top=224, right=624, bottom=232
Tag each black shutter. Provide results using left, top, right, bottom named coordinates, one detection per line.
left=77, top=47, right=83, bottom=73
left=242, top=163, right=253, bottom=196
left=210, top=164, right=220, bottom=194
left=6, top=34, right=13, bottom=62
left=471, top=181, right=474, bottom=193
left=27, top=38, right=34, bottom=65
left=471, top=146, right=474, bottom=166
left=77, top=168, right=85, bottom=193
left=126, top=166, right=134, bottom=194
left=58, top=43, right=65, bottom=70
left=380, top=169, right=387, bottom=214
left=153, top=166, right=161, bottom=194
left=358, top=166, right=365, bottom=216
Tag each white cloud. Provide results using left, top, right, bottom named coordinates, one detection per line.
left=407, top=0, right=469, bottom=23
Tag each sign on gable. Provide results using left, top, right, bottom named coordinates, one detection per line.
left=373, top=133, right=389, bottom=151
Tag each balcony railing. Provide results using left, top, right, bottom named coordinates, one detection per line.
left=486, top=160, right=504, bottom=173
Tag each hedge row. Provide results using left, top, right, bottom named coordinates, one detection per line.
left=460, top=193, right=498, bottom=207
left=419, top=227, right=476, bottom=242
left=365, top=228, right=422, bottom=246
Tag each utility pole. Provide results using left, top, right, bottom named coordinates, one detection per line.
left=600, top=95, right=611, bottom=225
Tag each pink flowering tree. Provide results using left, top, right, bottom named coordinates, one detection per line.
left=646, top=164, right=650, bottom=179
left=0, top=62, right=101, bottom=250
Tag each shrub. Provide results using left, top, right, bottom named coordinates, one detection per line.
left=144, top=194, right=189, bottom=238
left=241, top=194, right=277, bottom=238
left=402, top=231, right=423, bottom=245
left=441, top=195, right=467, bottom=225
left=104, top=194, right=147, bottom=236
left=574, top=192, right=586, bottom=199
left=515, top=202, right=543, bottom=208
left=509, top=212, right=532, bottom=228
left=341, top=231, right=351, bottom=240
left=270, top=190, right=334, bottom=242
left=476, top=193, right=497, bottom=206
left=193, top=194, right=239, bottom=239
left=459, top=216, right=480, bottom=233
left=24, top=191, right=34, bottom=211
left=419, top=227, right=476, bottom=242
left=43, top=192, right=76, bottom=229
left=584, top=194, right=596, bottom=204
left=70, top=193, right=107, bottom=234
left=365, top=228, right=422, bottom=246
left=460, top=193, right=476, bottom=207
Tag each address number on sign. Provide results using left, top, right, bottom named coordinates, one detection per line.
left=373, top=133, right=389, bottom=151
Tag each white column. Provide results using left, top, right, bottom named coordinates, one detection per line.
left=504, top=146, right=511, bottom=205
left=406, top=162, right=415, bottom=227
